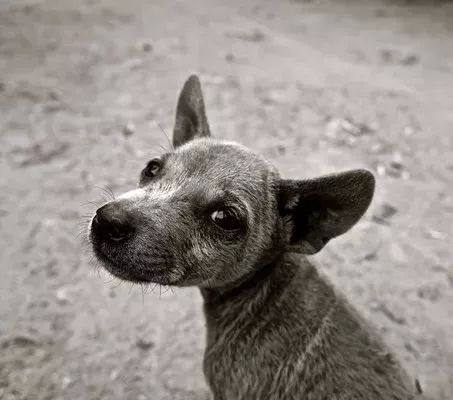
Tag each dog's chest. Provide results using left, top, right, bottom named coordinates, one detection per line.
left=203, top=328, right=281, bottom=400
left=201, top=300, right=312, bottom=400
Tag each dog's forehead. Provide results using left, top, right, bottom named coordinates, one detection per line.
left=171, top=139, right=271, bottom=186
left=130, top=139, right=276, bottom=205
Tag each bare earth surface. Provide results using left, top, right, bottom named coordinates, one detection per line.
left=1, top=0, right=452, bottom=399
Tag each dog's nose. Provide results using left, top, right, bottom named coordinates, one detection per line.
left=92, top=203, right=135, bottom=243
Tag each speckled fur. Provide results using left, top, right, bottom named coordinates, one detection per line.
left=90, top=75, right=421, bottom=400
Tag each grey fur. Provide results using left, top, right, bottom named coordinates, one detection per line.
left=89, top=75, right=421, bottom=399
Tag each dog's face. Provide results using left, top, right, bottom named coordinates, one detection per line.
left=89, top=75, right=375, bottom=288
left=90, top=137, right=281, bottom=287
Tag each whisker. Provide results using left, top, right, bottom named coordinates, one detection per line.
left=141, top=284, right=145, bottom=304
left=161, top=285, right=173, bottom=296
left=111, top=279, right=124, bottom=289
left=76, top=230, right=88, bottom=240
left=156, top=144, right=168, bottom=153
left=149, top=283, right=158, bottom=294
left=103, top=276, right=116, bottom=285
left=104, top=185, right=116, bottom=200
left=85, top=194, right=110, bottom=205
left=94, top=185, right=116, bottom=202
left=78, top=213, right=94, bottom=219
left=155, top=121, right=174, bottom=151
left=84, top=200, right=102, bottom=207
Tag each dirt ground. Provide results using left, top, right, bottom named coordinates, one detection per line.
left=1, top=0, right=452, bottom=399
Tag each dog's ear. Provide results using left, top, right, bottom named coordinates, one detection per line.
left=172, top=75, right=211, bottom=148
left=278, top=169, right=375, bottom=254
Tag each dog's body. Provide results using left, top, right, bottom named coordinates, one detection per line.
left=202, top=255, right=414, bottom=399
left=89, top=75, right=420, bottom=399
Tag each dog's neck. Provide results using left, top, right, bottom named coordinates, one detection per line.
left=200, top=258, right=280, bottom=305
left=199, top=253, right=306, bottom=320
left=200, top=229, right=291, bottom=304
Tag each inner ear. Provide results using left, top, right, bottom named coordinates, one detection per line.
left=172, top=75, right=211, bottom=148
left=290, top=193, right=338, bottom=248
left=279, top=170, right=375, bottom=254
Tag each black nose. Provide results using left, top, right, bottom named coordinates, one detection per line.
left=92, top=203, right=135, bottom=243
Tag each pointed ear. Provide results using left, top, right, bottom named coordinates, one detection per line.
left=172, top=75, right=211, bottom=148
left=278, top=169, right=375, bottom=254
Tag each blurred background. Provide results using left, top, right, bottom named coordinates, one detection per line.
left=1, top=0, right=452, bottom=399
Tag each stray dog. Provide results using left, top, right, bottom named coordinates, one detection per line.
left=89, top=75, right=421, bottom=399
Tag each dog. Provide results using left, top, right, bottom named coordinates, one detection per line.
left=89, top=75, right=421, bottom=399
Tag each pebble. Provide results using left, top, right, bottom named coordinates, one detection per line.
left=374, top=152, right=410, bottom=179
left=142, top=42, right=152, bottom=52
left=417, top=285, right=441, bottom=302
left=48, top=89, right=60, bottom=101
left=61, top=375, right=72, bottom=389
left=136, top=338, right=154, bottom=351
left=375, top=303, right=406, bottom=325
left=1, top=334, right=38, bottom=348
left=380, top=204, right=398, bottom=219
left=403, top=126, right=415, bottom=136
left=227, top=28, right=265, bottom=42
left=110, top=369, right=119, bottom=380
left=415, top=379, right=423, bottom=395
left=402, top=54, right=419, bottom=66
left=426, top=229, right=447, bottom=241
left=56, top=287, right=70, bottom=305
left=401, top=171, right=410, bottom=180
left=277, top=144, right=286, bottom=155
left=392, top=151, right=403, bottom=165
left=372, top=203, right=398, bottom=225
left=225, top=53, right=235, bottom=63
left=369, top=142, right=386, bottom=154
left=380, top=49, right=419, bottom=66
left=376, top=164, right=386, bottom=176
left=325, top=117, right=374, bottom=144
left=122, top=122, right=136, bottom=137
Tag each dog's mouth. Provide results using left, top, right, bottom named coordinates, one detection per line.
left=92, top=247, right=151, bottom=283
left=90, top=234, right=180, bottom=285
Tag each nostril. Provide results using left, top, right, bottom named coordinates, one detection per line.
left=92, top=203, right=135, bottom=243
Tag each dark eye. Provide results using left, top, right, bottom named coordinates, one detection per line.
left=143, top=159, right=161, bottom=179
left=210, top=208, right=242, bottom=231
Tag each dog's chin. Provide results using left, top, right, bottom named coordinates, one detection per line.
left=92, top=248, right=180, bottom=286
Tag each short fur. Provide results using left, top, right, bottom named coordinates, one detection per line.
left=89, top=75, right=421, bottom=399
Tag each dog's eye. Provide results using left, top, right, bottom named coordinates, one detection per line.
left=210, top=208, right=242, bottom=231
left=143, top=159, right=161, bottom=178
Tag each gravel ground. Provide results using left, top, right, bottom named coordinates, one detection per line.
left=1, top=0, right=452, bottom=399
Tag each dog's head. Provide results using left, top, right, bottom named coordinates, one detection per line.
left=89, top=75, right=375, bottom=288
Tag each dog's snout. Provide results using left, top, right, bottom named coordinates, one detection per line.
left=92, top=203, right=135, bottom=243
